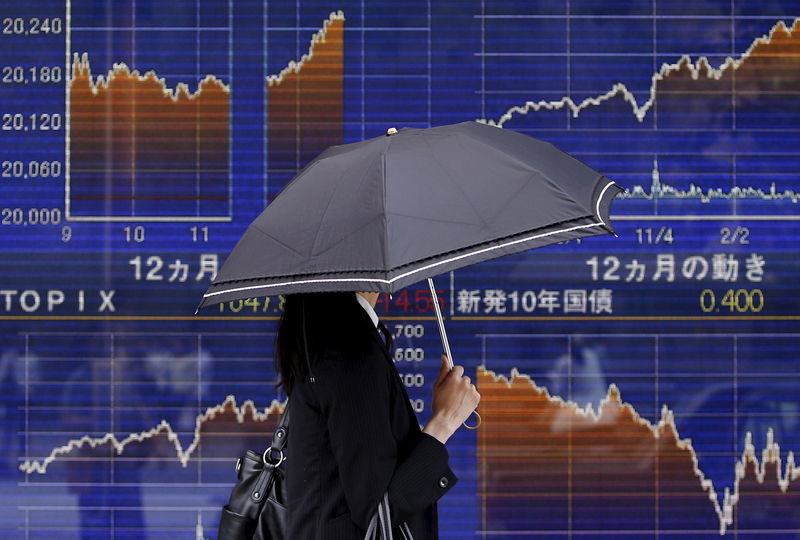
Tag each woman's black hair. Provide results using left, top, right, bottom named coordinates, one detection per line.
left=273, top=291, right=393, bottom=396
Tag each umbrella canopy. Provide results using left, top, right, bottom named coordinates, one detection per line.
left=195, top=120, right=625, bottom=313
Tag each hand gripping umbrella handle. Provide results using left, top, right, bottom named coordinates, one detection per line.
left=427, top=278, right=481, bottom=430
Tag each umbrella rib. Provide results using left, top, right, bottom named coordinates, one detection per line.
left=457, top=130, right=595, bottom=218
left=310, top=148, right=385, bottom=259
left=421, top=131, right=490, bottom=230
left=458, top=129, right=619, bottom=226
left=272, top=158, right=324, bottom=201
left=595, top=180, right=616, bottom=229
left=381, top=136, right=392, bottom=271
left=251, top=223, right=306, bottom=259
left=310, top=213, right=385, bottom=259
left=308, top=162, right=348, bottom=258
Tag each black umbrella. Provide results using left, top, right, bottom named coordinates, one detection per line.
left=195, top=120, right=626, bottom=427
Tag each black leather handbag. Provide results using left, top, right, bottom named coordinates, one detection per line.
left=217, top=401, right=290, bottom=540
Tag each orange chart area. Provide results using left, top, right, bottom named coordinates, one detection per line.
left=266, top=10, right=344, bottom=202
left=68, top=53, right=230, bottom=219
left=477, top=366, right=800, bottom=536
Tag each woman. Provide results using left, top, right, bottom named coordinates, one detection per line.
left=275, top=291, right=480, bottom=539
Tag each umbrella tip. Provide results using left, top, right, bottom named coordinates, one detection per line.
left=386, top=127, right=397, bottom=136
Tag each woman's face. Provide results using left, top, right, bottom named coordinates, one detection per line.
left=356, top=291, right=379, bottom=308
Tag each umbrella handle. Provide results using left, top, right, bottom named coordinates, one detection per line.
left=464, top=410, right=482, bottom=430
left=427, top=278, right=481, bottom=431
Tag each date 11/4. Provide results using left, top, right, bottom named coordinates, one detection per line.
left=635, top=227, right=673, bottom=245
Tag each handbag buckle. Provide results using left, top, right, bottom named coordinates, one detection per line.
left=263, top=447, right=285, bottom=467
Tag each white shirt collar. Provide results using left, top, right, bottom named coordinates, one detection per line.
left=354, top=292, right=379, bottom=328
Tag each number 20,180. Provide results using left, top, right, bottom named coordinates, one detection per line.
left=2, top=66, right=62, bottom=84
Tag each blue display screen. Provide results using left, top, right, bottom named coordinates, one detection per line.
left=2, top=1, right=798, bottom=537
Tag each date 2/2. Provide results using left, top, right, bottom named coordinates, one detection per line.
left=720, top=226, right=749, bottom=244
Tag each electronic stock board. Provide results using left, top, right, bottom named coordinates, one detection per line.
left=2, top=1, right=799, bottom=537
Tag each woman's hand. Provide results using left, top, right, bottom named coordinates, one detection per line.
left=423, top=354, right=481, bottom=444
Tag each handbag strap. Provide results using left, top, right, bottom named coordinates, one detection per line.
left=247, top=399, right=290, bottom=505
left=263, top=399, right=290, bottom=464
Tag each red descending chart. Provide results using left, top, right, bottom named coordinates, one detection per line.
left=477, top=365, right=800, bottom=536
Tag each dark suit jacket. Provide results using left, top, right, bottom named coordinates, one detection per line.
left=286, top=317, right=459, bottom=539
